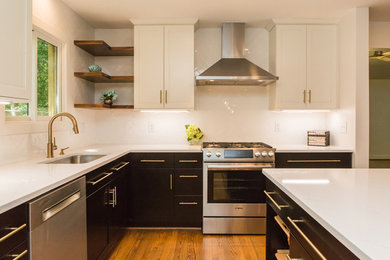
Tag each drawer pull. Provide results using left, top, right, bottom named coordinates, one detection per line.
left=287, top=217, right=326, bottom=260
left=87, top=172, right=113, bottom=185
left=264, top=191, right=289, bottom=211
left=140, top=159, right=165, bottom=163
left=179, top=175, right=198, bottom=178
left=170, top=174, right=173, bottom=190
left=179, top=202, right=198, bottom=205
left=179, top=160, right=198, bottom=163
left=287, top=160, right=341, bottom=163
left=0, top=224, right=27, bottom=243
left=111, top=161, right=129, bottom=171
left=274, top=216, right=290, bottom=240
left=8, top=249, right=28, bottom=260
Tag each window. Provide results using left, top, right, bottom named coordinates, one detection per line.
left=5, top=28, right=61, bottom=120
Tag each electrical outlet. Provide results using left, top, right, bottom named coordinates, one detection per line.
left=147, top=121, right=155, bottom=134
left=339, top=121, right=347, bottom=134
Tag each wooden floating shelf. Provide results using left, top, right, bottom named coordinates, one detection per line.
left=74, top=72, right=134, bottom=83
left=74, top=40, right=134, bottom=56
left=74, top=104, right=134, bottom=109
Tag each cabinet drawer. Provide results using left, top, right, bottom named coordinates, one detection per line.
left=110, top=154, right=131, bottom=179
left=276, top=152, right=352, bottom=168
left=1, top=240, right=28, bottom=260
left=86, top=165, right=114, bottom=196
left=132, top=153, right=174, bottom=168
left=175, top=153, right=202, bottom=168
left=175, top=169, right=202, bottom=195
left=0, top=204, right=28, bottom=257
left=174, top=196, right=202, bottom=227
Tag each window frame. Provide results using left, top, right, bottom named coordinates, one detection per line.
left=32, top=27, right=63, bottom=121
left=5, top=26, right=64, bottom=121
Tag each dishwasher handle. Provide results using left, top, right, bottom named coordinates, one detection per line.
left=42, top=191, right=81, bottom=222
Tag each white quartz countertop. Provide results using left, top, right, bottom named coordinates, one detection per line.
left=263, top=168, right=390, bottom=260
left=0, top=144, right=201, bottom=214
left=275, top=145, right=353, bottom=153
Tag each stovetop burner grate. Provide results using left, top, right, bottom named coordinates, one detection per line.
left=203, top=142, right=272, bottom=149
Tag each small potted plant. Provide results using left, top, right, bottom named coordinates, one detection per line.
left=185, top=124, right=204, bottom=145
left=100, top=90, right=117, bottom=106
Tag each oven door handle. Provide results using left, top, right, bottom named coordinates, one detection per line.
left=207, top=164, right=274, bottom=171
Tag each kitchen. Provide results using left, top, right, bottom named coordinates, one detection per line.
left=0, top=0, right=389, bottom=259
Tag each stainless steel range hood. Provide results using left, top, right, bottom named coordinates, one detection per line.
left=196, top=23, right=278, bottom=86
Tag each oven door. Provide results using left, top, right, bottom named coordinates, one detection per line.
left=203, top=163, right=273, bottom=217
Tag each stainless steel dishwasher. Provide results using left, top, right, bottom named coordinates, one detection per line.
left=29, top=176, right=87, bottom=260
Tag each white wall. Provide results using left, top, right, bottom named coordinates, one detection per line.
left=370, top=22, right=390, bottom=48
left=326, top=8, right=370, bottom=167
left=0, top=0, right=96, bottom=165
left=92, top=27, right=330, bottom=146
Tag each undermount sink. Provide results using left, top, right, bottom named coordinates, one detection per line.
left=43, top=154, right=106, bottom=164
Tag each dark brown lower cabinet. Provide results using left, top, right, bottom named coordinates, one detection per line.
left=265, top=178, right=359, bottom=260
left=174, top=196, right=202, bottom=226
left=0, top=204, right=28, bottom=260
left=86, top=153, right=132, bottom=260
left=276, top=152, right=352, bottom=168
left=129, top=168, right=174, bottom=226
left=87, top=180, right=110, bottom=260
left=128, top=152, right=203, bottom=227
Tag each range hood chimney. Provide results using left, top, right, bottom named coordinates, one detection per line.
left=196, top=23, right=278, bottom=86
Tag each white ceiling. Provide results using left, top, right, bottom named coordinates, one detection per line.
left=60, top=0, right=390, bottom=28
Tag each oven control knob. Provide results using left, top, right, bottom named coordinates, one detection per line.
left=216, top=152, right=222, bottom=157
left=255, top=152, right=261, bottom=158
left=268, top=151, right=275, bottom=157
left=206, top=151, right=212, bottom=157
left=261, top=151, right=268, bottom=157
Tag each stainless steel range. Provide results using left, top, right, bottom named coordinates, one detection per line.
left=202, top=142, right=275, bottom=234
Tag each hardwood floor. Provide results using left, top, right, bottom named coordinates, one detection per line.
left=101, top=229, right=266, bottom=260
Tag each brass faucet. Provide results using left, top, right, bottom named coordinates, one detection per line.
left=47, top=112, right=79, bottom=158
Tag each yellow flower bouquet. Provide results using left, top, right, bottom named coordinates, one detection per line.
left=185, top=124, right=204, bottom=144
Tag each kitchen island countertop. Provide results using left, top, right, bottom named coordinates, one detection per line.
left=0, top=144, right=201, bottom=214
left=263, top=168, right=390, bottom=260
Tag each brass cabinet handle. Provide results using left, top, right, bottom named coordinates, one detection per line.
left=165, top=90, right=168, bottom=104
left=303, top=90, right=306, bottom=103
left=264, top=191, right=289, bottom=211
left=87, top=172, right=113, bottom=185
left=274, top=215, right=290, bottom=239
left=170, top=174, right=173, bottom=190
left=308, top=89, right=312, bottom=103
left=179, top=202, right=198, bottom=205
left=287, top=216, right=326, bottom=260
left=115, top=186, right=117, bottom=206
left=179, top=160, right=198, bottom=163
left=8, top=249, right=28, bottom=260
left=0, top=224, right=27, bottom=243
left=42, top=191, right=81, bottom=222
left=179, top=175, right=198, bottom=178
left=108, top=187, right=117, bottom=208
left=287, top=160, right=341, bottom=163
left=111, top=161, right=129, bottom=171
left=140, top=159, right=165, bottom=163
left=160, top=90, right=162, bottom=104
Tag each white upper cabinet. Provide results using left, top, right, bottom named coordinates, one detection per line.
left=306, top=25, right=338, bottom=109
left=133, top=22, right=195, bottom=110
left=134, top=26, right=165, bottom=109
left=0, top=0, right=32, bottom=101
left=269, top=24, right=338, bottom=110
